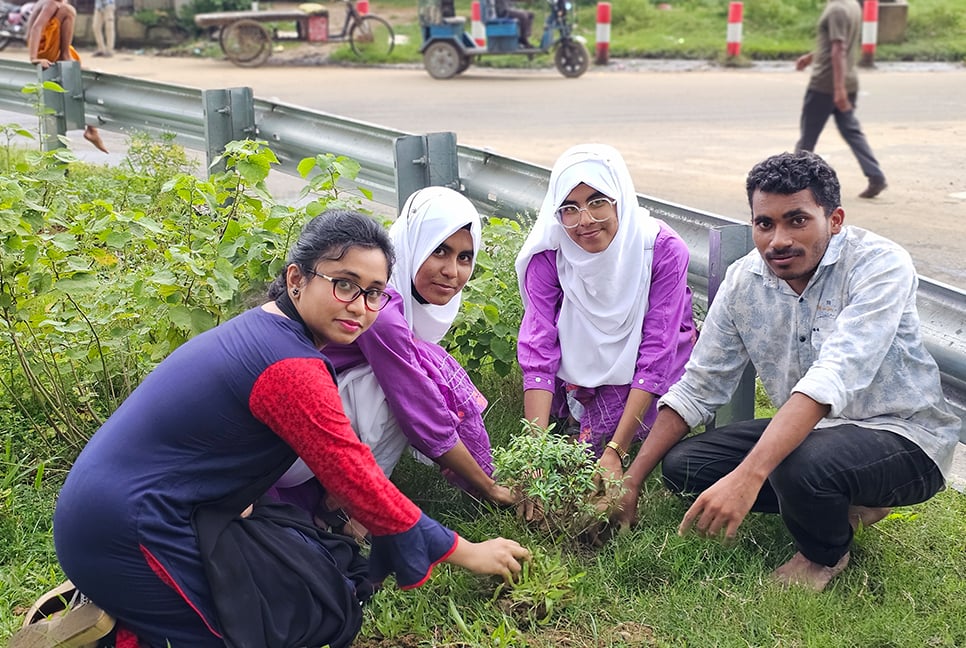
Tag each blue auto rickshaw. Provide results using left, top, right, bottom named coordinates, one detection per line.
left=419, top=0, right=589, bottom=79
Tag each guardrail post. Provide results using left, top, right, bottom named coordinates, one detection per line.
left=37, top=61, right=85, bottom=151
left=707, top=223, right=755, bottom=429
left=393, top=132, right=460, bottom=213
left=203, top=87, right=256, bottom=175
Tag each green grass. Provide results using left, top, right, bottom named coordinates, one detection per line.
left=4, top=368, right=964, bottom=647
left=358, top=0, right=966, bottom=63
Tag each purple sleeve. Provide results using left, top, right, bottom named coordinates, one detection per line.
left=633, top=223, right=696, bottom=394
left=352, top=293, right=462, bottom=459
left=369, top=513, right=458, bottom=589
left=517, top=250, right=563, bottom=392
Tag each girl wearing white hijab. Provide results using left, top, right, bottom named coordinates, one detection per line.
left=515, top=144, right=696, bottom=476
left=276, top=187, right=515, bottom=510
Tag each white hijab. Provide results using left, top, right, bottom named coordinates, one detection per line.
left=515, top=144, right=660, bottom=387
left=389, top=186, right=483, bottom=343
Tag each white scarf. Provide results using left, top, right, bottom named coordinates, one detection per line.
left=515, top=144, right=660, bottom=387
left=389, top=186, right=483, bottom=343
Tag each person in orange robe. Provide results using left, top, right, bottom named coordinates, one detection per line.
left=26, top=0, right=108, bottom=153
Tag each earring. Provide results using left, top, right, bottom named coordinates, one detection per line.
left=292, top=287, right=300, bottom=296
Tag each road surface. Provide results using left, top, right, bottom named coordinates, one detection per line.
left=2, top=46, right=965, bottom=285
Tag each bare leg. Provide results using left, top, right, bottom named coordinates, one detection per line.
left=55, top=4, right=77, bottom=61
left=771, top=551, right=850, bottom=592
left=848, top=505, right=891, bottom=531
left=84, top=126, right=108, bottom=153
left=770, top=506, right=889, bottom=591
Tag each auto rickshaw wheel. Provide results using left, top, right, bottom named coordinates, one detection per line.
left=554, top=39, right=589, bottom=78
left=219, top=19, right=272, bottom=67
left=423, top=41, right=462, bottom=79
left=456, top=54, right=472, bottom=74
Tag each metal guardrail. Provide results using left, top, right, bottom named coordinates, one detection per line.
left=0, top=58, right=963, bottom=442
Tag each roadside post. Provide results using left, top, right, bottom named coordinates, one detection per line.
left=726, top=2, right=743, bottom=59
left=595, top=2, right=611, bottom=65
left=860, top=0, right=879, bottom=68
left=471, top=1, right=485, bottom=46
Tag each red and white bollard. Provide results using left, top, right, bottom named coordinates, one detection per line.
left=471, top=0, right=485, bottom=47
left=726, top=1, right=743, bottom=58
left=356, top=0, right=369, bottom=16
left=595, top=2, right=611, bottom=65
left=860, top=0, right=879, bottom=68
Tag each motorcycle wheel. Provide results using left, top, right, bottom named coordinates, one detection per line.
left=0, top=35, right=11, bottom=52
left=554, top=39, right=589, bottom=78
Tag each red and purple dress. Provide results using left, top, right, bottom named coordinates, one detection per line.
left=53, top=307, right=457, bottom=648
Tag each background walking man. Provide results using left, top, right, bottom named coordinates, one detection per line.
left=795, top=0, right=886, bottom=199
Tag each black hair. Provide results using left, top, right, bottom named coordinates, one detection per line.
left=745, top=151, right=841, bottom=217
left=267, top=210, right=395, bottom=299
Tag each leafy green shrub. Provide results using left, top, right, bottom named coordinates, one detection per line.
left=446, top=216, right=526, bottom=379
left=493, top=420, right=623, bottom=543
left=0, top=133, right=366, bottom=454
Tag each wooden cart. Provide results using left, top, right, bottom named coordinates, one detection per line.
left=195, top=2, right=394, bottom=68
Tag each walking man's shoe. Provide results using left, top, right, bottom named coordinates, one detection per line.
left=859, top=178, right=888, bottom=199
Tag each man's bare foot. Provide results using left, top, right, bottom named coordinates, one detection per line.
left=848, top=505, right=891, bottom=531
left=771, top=551, right=850, bottom=592
left=83, top=127, right=108, bottom=153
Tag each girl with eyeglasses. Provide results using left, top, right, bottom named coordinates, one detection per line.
left=50, top=210, right=529, bottom=648
left=273, top=188, right=517, bottom=540
left=515, top=144, right=697, bottom=480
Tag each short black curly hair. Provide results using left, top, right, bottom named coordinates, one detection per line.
left=745, top=151, right=841, bottom=216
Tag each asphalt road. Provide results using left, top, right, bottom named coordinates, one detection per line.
left=1, top=45, right=964, bottom=488
left=2, top=46, right=965, bottom=286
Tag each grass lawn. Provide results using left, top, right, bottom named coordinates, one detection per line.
left=3, top=371, right=964, bottom=647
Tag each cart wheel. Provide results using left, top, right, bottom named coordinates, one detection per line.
left=423, top=41, right=462, bottom=79
left=349, top=15, right=395, bottom=60
left=554, top=39, right=589, bottom=78
left=456, top=55, right=472, bottom=74
left=219, top=19, right=272, bottom=68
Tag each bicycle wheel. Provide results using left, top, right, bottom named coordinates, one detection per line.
left=219, top=19, right=272, bottom=68
left=349, top=15, right=394, bottom=60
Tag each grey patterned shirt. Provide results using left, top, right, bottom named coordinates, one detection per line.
left=661, top=226, right=960, bottom=479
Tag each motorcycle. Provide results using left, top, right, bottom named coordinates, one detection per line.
left=0, top=1, right=34, bottom=51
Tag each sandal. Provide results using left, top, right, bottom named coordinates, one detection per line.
left=9, top=580, right=115, bottom=648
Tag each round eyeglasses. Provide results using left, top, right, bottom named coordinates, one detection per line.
left=303, top=268, right=392, bottom=312
left=555, top=196, right=617, bottom=229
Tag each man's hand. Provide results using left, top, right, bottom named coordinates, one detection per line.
left=31, top=58, right=53, bottom=69
left=795, top=53, right=813, bottom=71
left=610, top=480, right=640, bottom=532
left=833, top=89, right=853, bottom=112
left=677, top=469, right=763, bottom=541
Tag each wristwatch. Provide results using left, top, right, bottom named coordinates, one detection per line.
left=605, top=440, right=630, bottom=468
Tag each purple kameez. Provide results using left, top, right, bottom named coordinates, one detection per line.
left=517, top=221, right=696, bottom=455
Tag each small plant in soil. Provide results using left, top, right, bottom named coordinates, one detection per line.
left=493, top=419, right=624, bottom=544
